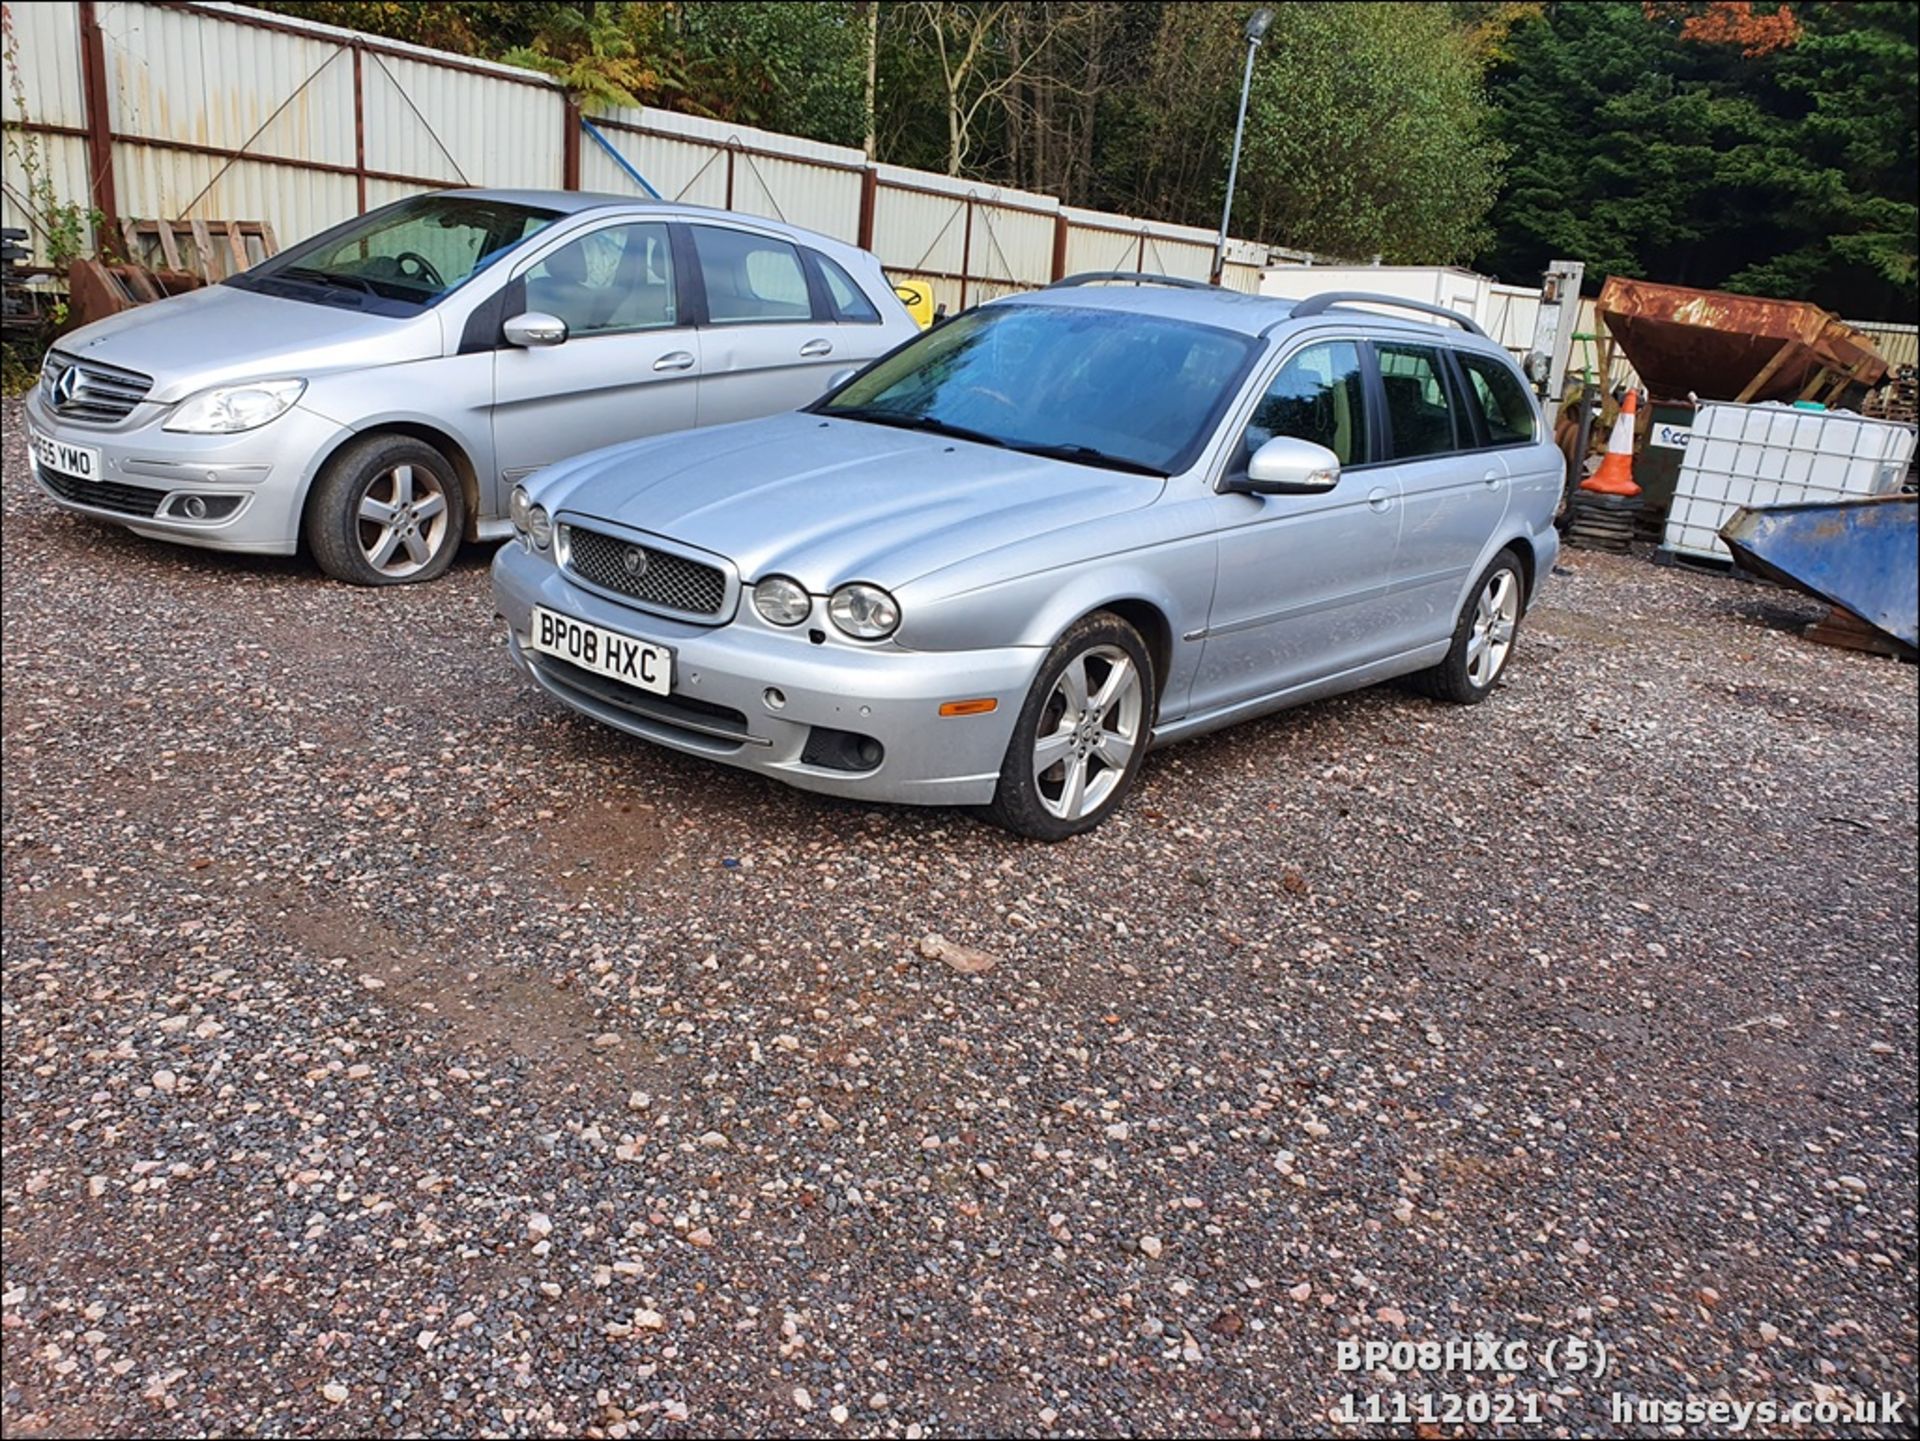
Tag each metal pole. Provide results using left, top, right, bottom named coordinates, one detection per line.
left=1212, top=38, right=1257, bottom=285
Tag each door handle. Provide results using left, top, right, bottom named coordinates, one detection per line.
left=799, top=338, right=833, bottom=358
left=1483, top=468, right=1504, bottom=487
left=652, top=351, right=696, bottom=372
left=1367, top=486, right=1393, bottom=513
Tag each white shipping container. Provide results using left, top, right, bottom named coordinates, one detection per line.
left=1663, top=402, right=1918, bottom=561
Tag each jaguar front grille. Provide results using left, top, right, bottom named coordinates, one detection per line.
left=560, top=524, right=728, bottom=619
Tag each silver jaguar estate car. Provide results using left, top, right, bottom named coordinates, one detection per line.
left=491, top=277, right=1563, bottom=838
left=24, top=189, right=915, bottom=584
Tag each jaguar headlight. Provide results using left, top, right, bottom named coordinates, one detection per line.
left=827, top=583, right=900, bottom=640
left=163, top=379, right=306, bottom=434
left=510, top=485, right=553, bottom=549
left=753, top=576, right=812, bottom=627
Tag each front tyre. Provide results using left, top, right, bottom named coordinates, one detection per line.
left=983, top=612, right=1154, bottom=840
left=1410, top=548, right=1525, bottom=704
left=305, top=434, right=466, bottom=586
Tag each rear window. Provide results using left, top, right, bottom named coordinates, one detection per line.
left=691, top=226, right=813, bottom=324
left=1376, top=342, right=1458, bottom=460
left=816, top=253, right=880, bottom=323
left=1458, top=351, right=1537, bottom=445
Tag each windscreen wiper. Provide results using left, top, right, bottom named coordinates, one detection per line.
left=280, top=266, right=378, bottom=298
left=828, top=408, right=1009, bottom=450
left=1010, top=442, right=1167, bottom=477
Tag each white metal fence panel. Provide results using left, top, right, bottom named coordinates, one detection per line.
left=3, top=0, right=85, bottom=127
left=1849, top=319, right=1918, bottom=371
left=366, top=53, right=561, bottom=191
left=113, top=142, right=355, bottom=243
left=730, top=152, right=861, bottom=242
left=1062, top=210, right=1208, bottom=281
left=1, top=134, right=92, bottom=254
left=583, top=108, right=866, bottom=244
left=967, top=191, right=1055, bottom=301
left=103, top=1, right=354, bottom=168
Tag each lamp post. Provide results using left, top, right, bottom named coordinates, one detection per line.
left=1212, top=6, right=1274, bottom=285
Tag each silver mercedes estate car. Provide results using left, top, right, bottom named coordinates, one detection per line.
left=492, top=277, right=1563, bottom=838
left=24, top=189, right=915, bottom=584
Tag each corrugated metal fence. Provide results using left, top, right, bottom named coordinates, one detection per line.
left=1, top=0, right=1272, bottom=303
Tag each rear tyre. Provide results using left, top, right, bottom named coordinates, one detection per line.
left=1408, top=548, right=1525, bottom=704
left=982, top=612, right=1154, bottom=841
left=305, top=434, right=466, bottom=586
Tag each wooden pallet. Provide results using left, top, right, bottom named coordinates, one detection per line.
left=120, top=218, right=279, bottom=280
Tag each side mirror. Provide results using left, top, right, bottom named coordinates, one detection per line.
left=504, top=311, right=568, bottom=348
left=1226, top=435, right=1342, bottom=495
left=825, top=366, right=859, bottom=392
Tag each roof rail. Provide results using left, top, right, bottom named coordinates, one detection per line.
left=1288, top=291, right=1489, bottom=338
left=1047, top=271, right=1215, bottom=292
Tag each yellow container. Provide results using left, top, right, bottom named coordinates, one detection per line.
left=891, top=279, right=936, bottom=330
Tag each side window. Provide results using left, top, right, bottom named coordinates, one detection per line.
left=691, top=226, right=813, bottom=324
left=815, top=252, right=881, bottom=323
left=1458, top=351, right=1537, bottom=445
left=1376, top=342, right=1458, bottom=459
left=522, top=222, right=676, bottom=338
left=1240, top=340, right=1369, bottom=468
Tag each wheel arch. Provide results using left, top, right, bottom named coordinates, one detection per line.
left=1091, top=597, right=1174, bottom=705
left=1504, top=533, right=1537, bottom=608
left=301, top=422, right=484, bottom=542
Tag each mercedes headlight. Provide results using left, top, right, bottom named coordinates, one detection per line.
left=753, top=576, right=812, bottom=627
left=827, top=583, right=900, bottom=640
left=163, top=379, right=306, bottom=434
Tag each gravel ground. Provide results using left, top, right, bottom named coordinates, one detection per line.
left=3, top=398, right=1916, bottom=1439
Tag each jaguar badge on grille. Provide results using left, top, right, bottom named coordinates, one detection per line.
left=621, top=546, right=650, bottom=578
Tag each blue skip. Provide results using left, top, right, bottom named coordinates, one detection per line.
left=1720, top=495, right=1918, bottom=657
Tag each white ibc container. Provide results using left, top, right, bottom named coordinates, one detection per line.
left=1662, top=403, right=1917, bottom=561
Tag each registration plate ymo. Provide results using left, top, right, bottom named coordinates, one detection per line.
left=29, top=428, right=102, bottom=481
left=530, top=606, right=671, bottom=696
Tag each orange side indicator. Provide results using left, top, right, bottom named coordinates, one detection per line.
left=938, top=698, right=999, bottom=717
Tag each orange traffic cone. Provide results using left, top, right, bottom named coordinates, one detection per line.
left=1580, top=389, right=1642, bottom=496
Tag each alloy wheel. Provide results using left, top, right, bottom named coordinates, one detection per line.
left=1031, top=644, right=1145, bottom=821
left=1466, top=569, right=1519, bottom=688
left=356, top=463, right=451, bottom=580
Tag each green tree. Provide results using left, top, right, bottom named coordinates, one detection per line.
left=255, top=2, right=561, bottom=55
left=1479, top=1, right=1916, bottom=318
left=501, top=4, right=677, bottom=113
left=672, top=2, right=869, bottom=145
left=1727, top=2, right=1917, bottom=310
left=1236, top=2, right=1505, bottom=261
